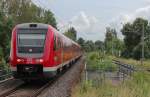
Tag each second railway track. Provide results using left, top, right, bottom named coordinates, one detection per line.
left=0, top=80, right=53, bottom=97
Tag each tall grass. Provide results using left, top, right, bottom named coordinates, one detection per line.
left=72, top=71, right=150, bottom=97
left=86, top=52, right=117, bottom=71
left=72, top=52, right=150, bottom=97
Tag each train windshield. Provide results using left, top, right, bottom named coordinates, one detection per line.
left=18, top=33, right=45, bottom=47
left=17, top=29, right=47, bottom=54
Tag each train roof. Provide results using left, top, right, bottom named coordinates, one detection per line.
left=53, top=28, right=81, bottom=48
left=16, top=23, right=49, bottom=29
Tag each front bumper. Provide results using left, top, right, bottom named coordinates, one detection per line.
left=11, top=64, right=57, bottom=80
left=12, top=71, right=57, bottom=80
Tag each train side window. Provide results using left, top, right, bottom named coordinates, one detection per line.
left=54, top=34, right=57, bottom=50
left=59, top=38, right=61, bottom=49
left=57, top=37, right=61, bottom=50
left=59, top=38, right=62, bottom=48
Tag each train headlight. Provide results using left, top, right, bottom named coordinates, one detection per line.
left=17, top=59, right=21, bottom=62
left=36, top=59, right=43, bottom=63
left=17, top=59, right=24, bottom=62
left=39, top=59, right=43, bottom=63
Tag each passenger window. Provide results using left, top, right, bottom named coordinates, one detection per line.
left=54, top=35, right=57, bottom=50
left=57, top=37, right=61, bottom=50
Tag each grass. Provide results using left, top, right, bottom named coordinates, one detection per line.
left=72, top=52, right=150, bottom=97
left=86, top=52, right=117, bottom=71
left=72, top=71, right=150, bottom=97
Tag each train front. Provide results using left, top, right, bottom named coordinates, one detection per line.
left=9, top=23, right=52, bottom=80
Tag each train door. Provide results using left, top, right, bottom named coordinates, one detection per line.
left=53, top=33, right=59, bottom=66
left=57, top=36, right=62, bottom=65
left=53, top=32, right=62, bottom=67
left=60, top=38, right=64, bottom=66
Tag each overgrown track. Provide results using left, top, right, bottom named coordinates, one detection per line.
left=0, top=73, right=12, bottom=83
left=0, top=80, right=53, bottom=97
left=0, top=77, right=13, bottom=84
left=113, top=59, right=136, bottom=76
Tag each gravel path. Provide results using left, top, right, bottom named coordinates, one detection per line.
left=38, top=57, right=85, bottom=97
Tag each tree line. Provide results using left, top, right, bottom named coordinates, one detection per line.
left=121, top=18, right=150, bottom=60
left=69, top=18, right=150, bottom=60
left=64, top=27, right=104, bottom=52
left=65, top=26, right=123, bottom=56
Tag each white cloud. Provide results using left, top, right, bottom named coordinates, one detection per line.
left=57, top=11, right=105, bottom=41
left=109, top=5, right=150, bottom=39
left=64, top=6, right=150, bottom=41
left=117, top=5, right=150, bottom=24
left=144, top=0, right=150, bottom=2
left=134, top=6, right=150, bottom=20
left=70, top=12, right=90, bottom=32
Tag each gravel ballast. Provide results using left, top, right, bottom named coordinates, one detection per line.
left=38, top=57, right=85, bottom=97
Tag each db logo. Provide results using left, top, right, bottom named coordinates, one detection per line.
left=27, top=58, right=32, bottom=64
left=29, top=48, right=33, bottom=52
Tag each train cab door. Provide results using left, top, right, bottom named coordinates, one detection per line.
left=54, top=33, right=62, bottom=67
left=57, top=37, right=63, bottom=66
left=60, top=38, right=64, bottom=66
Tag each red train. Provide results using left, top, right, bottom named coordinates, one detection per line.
left=9, top=23, right=82, bottom=80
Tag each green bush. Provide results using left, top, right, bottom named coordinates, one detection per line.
left=86, top=52, right=117, bottom=71
left=0, top=58, right=11, bottom=74
left=89, top=52, right=99, bottom=60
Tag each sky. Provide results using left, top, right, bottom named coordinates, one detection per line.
left=33, top=0, right=150, bottom=41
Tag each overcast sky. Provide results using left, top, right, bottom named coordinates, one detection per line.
left=33, top=0, right=150, bottom=41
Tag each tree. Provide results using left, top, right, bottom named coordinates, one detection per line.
left=94, top=40, right=104, bottom=51
left=0, top=0, right=57, bottom=28
left=77, top=37, right=85, bottom=47
left=64, top=27, right=77, bottom=41
left=104, top=27, right=116, bottom=54
left=113, top=38, right=124, bottom=57
left=84, top=40, right=95, bottom=52
left=77, top=38, right=103, bottom=52
left=42, top=10, right=57, bottom=28
left=104, top=27, right=124, bottom=56
left=0, top=0, right=57, bottom=61
left=121, top=18, right=150, bottom=59
left=0, top=11, right=13, bottom=60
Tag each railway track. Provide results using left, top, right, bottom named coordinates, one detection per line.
left=38, top=57, right=85, bottom=97
left=0, top=73, right=12, bottom=83
left=113, top=59, right=136, bottom=77
left=0, top=80, right=54, bottom=97
left=0, top=77, right=13, bottom=84
left=0, top=64, right=68, bottom=97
